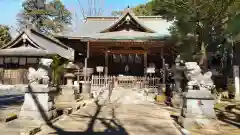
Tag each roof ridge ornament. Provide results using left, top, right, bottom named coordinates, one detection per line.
left=100, top=6, right=156, bottom=33
left=22, top=33, right=28, bottom=47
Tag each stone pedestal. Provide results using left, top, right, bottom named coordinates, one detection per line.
left=58, top=86, right=76, bottom=102
left=55, top=85, right=80, bottom=110
left=81, top=81, right=91, bottom=99
left=19, top=84, right=57, bottom=123
left=171, top=91, right=182, bottom=108
left=179, top=90, right=217, bottom=129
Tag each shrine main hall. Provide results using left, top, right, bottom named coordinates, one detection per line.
left=0, top=8, right=175, bottom=85
left=57, top=9, right=175, bottom=77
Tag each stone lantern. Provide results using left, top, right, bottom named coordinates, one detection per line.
left=55, top=62, right=81, bottom=110
left=64, top=62, right=76, bottom=86
left=172, top=55, right=185, bottom=93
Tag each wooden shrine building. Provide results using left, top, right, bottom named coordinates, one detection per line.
left=57, top=8, right=175, bottom=78
left=0, top=8, right=175, bottom=87
left=0, top=29, right=74, bottom=84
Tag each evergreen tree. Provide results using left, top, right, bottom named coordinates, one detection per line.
left=0, top=25, right=11, bottom=47
left=17, top=0, right=72, bottom=35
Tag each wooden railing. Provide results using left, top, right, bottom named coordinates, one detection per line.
left=91, top=75, right=114, bottom=90
left=91, top=75, right=162, bottom=90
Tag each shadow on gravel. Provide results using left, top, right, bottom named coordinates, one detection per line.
left=28, top=84, right=129, bottom=135
left=215, top=108, right=240, bottom=128
left=0, top=94, right=24, bottom=107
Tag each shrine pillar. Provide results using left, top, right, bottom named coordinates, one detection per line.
left=144, top=51, right=147, bottom=76
left=161, top=48, right=166, bottom=84
left=84, top=42, right=90, bottom=81
left=105, top=51, right=109, bottom=76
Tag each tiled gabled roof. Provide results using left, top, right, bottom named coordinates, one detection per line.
left=1, top=29, right=74, bottom=60
left=56, top=9, right=172, bottom=38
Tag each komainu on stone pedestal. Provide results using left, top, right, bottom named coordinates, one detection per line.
left=19, top=58, right=57, bottom=123
left=179, top=62, right=218, bottom=130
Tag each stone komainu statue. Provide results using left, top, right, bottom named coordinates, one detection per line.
left=27, top=59, right=53, bottom=84
left=184, top=62, right=215, bottom=90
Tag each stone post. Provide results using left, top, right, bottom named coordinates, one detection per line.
left=233, top=65, right=240, bottom=99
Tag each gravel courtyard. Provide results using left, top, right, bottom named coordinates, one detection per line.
left=36, top=88, right=181, bottom=135
left=0, top=85, right=24, bottom=123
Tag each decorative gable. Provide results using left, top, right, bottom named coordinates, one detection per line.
left=100, top=9, right=155, bottom=33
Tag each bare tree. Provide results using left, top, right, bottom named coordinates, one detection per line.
left=76, top=0, right=104, bottom=19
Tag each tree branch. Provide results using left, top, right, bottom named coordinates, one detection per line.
left=76, top=0, right=86, bottom=19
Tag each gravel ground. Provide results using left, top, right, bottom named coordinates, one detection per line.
left=36, top=88, right=181, bottom=135
left=0, top=85, right=25, bottom=123
left=95, top=88, right=156, bottom=104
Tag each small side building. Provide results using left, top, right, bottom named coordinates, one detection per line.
left=0, top=29, right=74, bottom=84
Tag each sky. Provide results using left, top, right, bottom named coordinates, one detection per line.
left=0, top=0, right=149, bottom=28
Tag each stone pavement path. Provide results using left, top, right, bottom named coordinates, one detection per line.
left=37, top=103, right=181, bottom=135
left=37, top=89, right=181, bottom=135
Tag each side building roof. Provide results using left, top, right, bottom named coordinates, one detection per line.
left=1, top=29, right=74, bottom=61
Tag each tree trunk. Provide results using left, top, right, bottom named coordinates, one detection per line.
left=199, top=42, right=208, bottom=72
